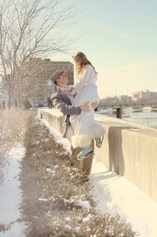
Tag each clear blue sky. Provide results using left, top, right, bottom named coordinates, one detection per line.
left=50, top=0, right=157, bottom=98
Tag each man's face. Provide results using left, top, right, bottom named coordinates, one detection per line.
left=56, top=73, right=69, bottom=86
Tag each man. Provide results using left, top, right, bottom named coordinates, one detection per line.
left=51, top=70, right=97, bottom=180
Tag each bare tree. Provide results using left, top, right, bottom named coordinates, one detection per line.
left=0, top=0, right=78, bottom=107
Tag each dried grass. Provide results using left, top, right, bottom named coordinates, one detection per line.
left=0, top=107, right=29, bottom=184
left=19, top=116, right=139, bottom=237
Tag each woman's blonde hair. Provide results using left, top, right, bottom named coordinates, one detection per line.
left=73, top=52, right=96, bottom=74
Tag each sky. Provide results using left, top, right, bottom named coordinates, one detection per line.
left=50, top=0, right=157, bottom=98
left=1, top=115, right=157, bottom=237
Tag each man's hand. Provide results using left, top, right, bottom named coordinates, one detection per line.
left=79, top=102, right=90, bottom=112
left=91, top=101, right=98, bottom=110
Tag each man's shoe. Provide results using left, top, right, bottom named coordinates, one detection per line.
left=77, top=146, right=93, bottom=160
left=95, top=136, right=104, bottom=148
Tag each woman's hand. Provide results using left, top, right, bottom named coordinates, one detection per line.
left=91, top=102, right=98, bottom=110
left=60, top=91, right=72, bottom=96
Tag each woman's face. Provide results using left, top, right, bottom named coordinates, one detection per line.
left=73, top=55, right=82, bottom=64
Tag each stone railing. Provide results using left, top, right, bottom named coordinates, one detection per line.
left=38, top=108, right=157, bottom=203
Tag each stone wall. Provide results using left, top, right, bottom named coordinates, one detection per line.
left=38, top=108, right=157, bottom=202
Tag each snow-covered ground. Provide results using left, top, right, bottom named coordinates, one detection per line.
left=1, top=117, right=157, bottom=237
left=90, top=159, right=157, bottom=237
left=0, top=144, right=26, bottom=237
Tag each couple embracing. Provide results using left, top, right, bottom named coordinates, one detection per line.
left=51, top=52, right=105, bottom=179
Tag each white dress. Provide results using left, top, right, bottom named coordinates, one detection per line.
left=70, top=65, right=105, bottom=148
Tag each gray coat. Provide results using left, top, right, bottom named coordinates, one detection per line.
left=51, top=91, right=80, bottom=137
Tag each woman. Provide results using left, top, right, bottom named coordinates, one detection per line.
left=62, top=52, right=105, bottom=159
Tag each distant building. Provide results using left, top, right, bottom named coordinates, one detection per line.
left=132, top=90, right=157, bottom=101
left=21, top=58, right=74, bottom=107
left=117, top=95, right=132, bottom=102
